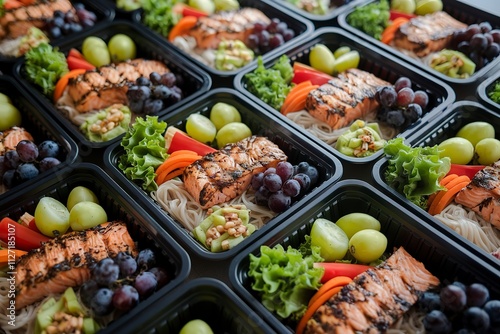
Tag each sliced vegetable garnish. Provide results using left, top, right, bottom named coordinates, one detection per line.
left=53, top=68, right=87, bottom=102
left=0, top=217, right=51, bottom=252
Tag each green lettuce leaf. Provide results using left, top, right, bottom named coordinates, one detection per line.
left=118, top=116, right=167, bottom=192
left=248, top=242, right=324, bottom=322
left=383, top=138, right=451, bottom=209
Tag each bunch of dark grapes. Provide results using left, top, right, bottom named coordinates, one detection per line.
left=126, top=72, right=183, bottom=115
left=251, top=161, right=319, bottom=213
left=0, top=139, right=61, bottom=189
left=418, top=281, right=499, bottom=333
left=452, top=22, right=500, bottom=70
left=376, top=76, right=429, bottom=128
left=43, top=3, right=97, bottom=39
left=81, top=249, right=170, bottom=316
left=247, top=18, right=295, bottom=54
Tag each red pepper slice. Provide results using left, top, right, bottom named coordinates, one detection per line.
left=166, top=127, right=217, bottom=156
left=314, top=262, right=372, bottom=284
left=0, top=217, right=51, bottom=252
left=292, top=69, right=333, bottom=86
left=67, top=56, right=95, bottom=71
left=173, top=3, right=208, bottom=18
left=389, top=10, right=416, bottom=21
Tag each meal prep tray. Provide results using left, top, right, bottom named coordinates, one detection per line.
left=131, top=0, right=314, bottom=82
left=229, top=179, right=500, bottom=333
left=0, top=162, right=191, bottom=333
left=476, top=71, right=500, bottom=113
left=234, top=27, right=455, bottom=165
left=107, top=277, right=276, bottom=334
left=104, top=87, right=343, bottom=261
left=12, top=20, right=212, bottom=151
left=0, top=75, right=78, bottom=202
left=0, top=0, right=115, bottom=70
left=338, top=0, right=500, bottom=85
left=373, top=100, right=500, bottom=268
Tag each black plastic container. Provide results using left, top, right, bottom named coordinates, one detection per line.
left=104, top=88, right=343, bottom=261
left=476, top=71, right=500, bottom=113
left=229, top=179, right=500, bottom=333
left=12, top=20, right=211, bottom=151
left=105, top=277, right=276, bottom=334
left=0, top=75, right=78, bottom=201
left=0, top=163, right=191, bottom=333
left=0, top=0, right=115, bottom=71
left=338, top=0, right=500, bottom=85
left=131, top=0, right=314, bottom=82
left=373, top=101, right=500, bottom=268
left=234, top=27, right=455, bottom=165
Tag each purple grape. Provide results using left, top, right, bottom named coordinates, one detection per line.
left=293, top=173, right=311, bottom=193
left=149, top=72, right=162, bottom=85
left=93, top=258, right=120, bottom=286
left=269, top=34, right=285, bottom=49
left=69, top=23, right=83, bottom=33
left=296, top=161, right=310, bottom=174
left=114, top=252, right=137, bottom=277
left=4, top=150, right=20, bottom=169
left=464, top=24, right=481, bottom=40
left=112, top=285, right=139, bottom=311
left=394, top=77, right=412, bottom=92
left=276, top=21, right=288, bottom=34
left=258, top=30, right=270, bottom=46
left=0, top=156, right=5, bottom=178
left=268, top=190, right=291, bottom=213
left=457, top=41, right=470, bottom=54
left=247, top=34, right=259, bottom=51
left=80, top=280, right=99, bottom=308
left=423, top=310, right=452, bottom=334
left=466, top=283, right=489, bottom=307
left=491, top=29, right=500, bottom=43
left=254, top=189, right=269, bottom=206
left=377, top=86, right=397, bottom=107
left=440, top=284, right=467, bottom=312
left=136, top=76, right=151, bottom=86
left=418, top=291, right=442, bottom=312
left=137, top=249, right=156, bottom=270
left=264, top=167, right=276, bottom=175
left=479, top=21, right=492, bottom=33
left=282, top=179, right=301, bottom=197
left=463, top=307, right=490, bottom=332
left=253, top=21, right=267, bottom=33
left=38, top=140, right=59, bottom=159
left=452, top=29, right=468, bottom=47
left=413, top=90, right=429, bottom=109
left=282, top=28, right=295, bottom=42
left=143, top=98, right=164, bottom=115
left=129, top=100, right=145, bottom=113
left=470, top=33, right=488, bottom=52
left=76, top=8, right=97, bottom=23
left=251, top=172, right=264, bottom=190
left=267, top=18, right=280, bottom=34
left=153, top=85, right=172, bottom=100
left=485, top=43, right=500, bottom=60
left=484, top=33, right=494, bottom=46
left=386, top=110, right=406, bottom=127
left=2, top=169, right=17, bottom=188
left=263, top=173, right=282, bottom=192
left=403, top=103, right=422, bottom=123
left=483, top=300, right=500, bottom=327
left=148, top=267, right=170, bottom=288
left=38, top=157, right=61, bottom=172
left=16, top=140, right=38, bottom=162
left=166, top=86, right=183, bottom=104
left=15, top=163, right=39, bottom=182
left=304, top=166, right=319, bottom=186
left=258, top=185, right=271, bottom=198
left=127, top=85, right=151, bottom=102
left=90, top=288, right=114, bottom=316
left=134, top=271, right=158, bottom=298
left=275, top=161, right=294, bottom=182
left=396, top=87, right=415, bottom=107
left=80, top=18, right=95, bottom=28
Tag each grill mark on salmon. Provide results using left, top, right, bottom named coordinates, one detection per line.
left=0, top=0, right=74, bottom=39
left=183, top=136, right=287, bottom=209
left=66, top=59, right=170, bottom=113
left=0, top=127, right=34, bottom=155
left=305, top=68, right=391, bottom=129
left=455, top=161, right=500, bottom=229
left=305, top=247, right=440, bottom=334
left=392, top=11, right=467, bottom=57
left=187, top=8, right=271, bottom=49
left=15, top=221, right=137, bottom=310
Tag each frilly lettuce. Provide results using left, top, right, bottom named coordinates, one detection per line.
left=384, top=138, right=451, bottom=209
left=248, top=236, right=324, bottom=322
left=118, top=116, right=167, bottom=192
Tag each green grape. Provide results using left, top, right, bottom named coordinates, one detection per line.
left=310, top=218, right=349, bottom=261
left=0, top=93, right=11, bottom=104
left=82, top=36, right=110, bottom=67
left=333, top=46, right=351, bottom=59
left=475, top=138, right=500, bottom=165
left=69, top=202, right=108, bottom=231
left=179, top=320, right=214, bottom=334
left=332, top=50, right=360, bottom=74
left=456, top=121, right=495, bottom=147
left=35, top=197, right=70, bottom=237
left=438, top=137, right=474, bottom=165
left=348, top=229, right=387, bottom=263
left=0, top=102, right=22, bottom=131
left=209, top=102, right=241, bottom=131
left=82, top=36, right=107, bottom=55
left=108, top=34, right=136, bottom=62
left=215, top=122, right=252, bottom=148
left=188, top=0, right=215, bottom=14
left=335, top=213, right=381, bottom=239
left=309, top=44, right=336, bottom=74
left=67, top=186, right=99, bottom=212
left=214, top=0, right=239, bottom=11
left=186, top=113, right=217, bottom=144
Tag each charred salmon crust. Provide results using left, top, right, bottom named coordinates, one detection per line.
left=305, top=68, right=391, bottom=129
left=66, top=59, right=170, bottom=113
left=187, top=8, right=271, bottom=49
left=305, top=247, right=440, bottom=334
left=14, top=221, right=137, bottom=310
left=392, top=11, right=467, bottom=57
left=182, top=136, right=287, bottom=209
left=455, top=161, right=500, bottom=229
left=0, top=127, right=34, bottom=155
left=0, top=0, right=74, bottom=39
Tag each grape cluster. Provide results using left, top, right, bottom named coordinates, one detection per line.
left=44, top=3, right=98, bottom=39
left=81, top=249, right=169, bottom=316
left=419, top=281, right=499, bottom=333
left=452, top=22, right=500, bottom=70
left=247, top=18, right=295, bottom=54
left=126, top=72, right=183, bottom=115
left=376, top=77, right=429, bottom=128
left=0, top=139, right=61, bottom=189
left=251, top=161, right=319, bottom=213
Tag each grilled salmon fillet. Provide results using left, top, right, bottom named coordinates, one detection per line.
left=392, top=11, right=467, bottom=57
left=187, top=8, right=271, bottom=49
left=0, top=0, right=74, bottom=39
left=305, top=68, right=391, bottom=129
left=305, top=247, right=440, bottom=334
left=65, top=59, right=170, bottom=113
left=183, top=136, right=287, bottom=209
left=455, top=162, right=500, bottom=229
left=15, top=221, right=137, bottom=310
left=0, top=127, right=34, bottom=155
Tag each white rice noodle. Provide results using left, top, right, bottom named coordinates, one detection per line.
left=388, top=309, right=427, bottom=333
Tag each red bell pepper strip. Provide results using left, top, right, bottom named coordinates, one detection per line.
left=68, top=48, right=85, bottom=60
left=0, top=217, right=51, bottom=252
left=165, top=127, right=217, bottom=156
left=173, top=3, right=208, bottom=18
left=292, top=69, right=334, bottom=86
left=389, top=10, right=416, bottom=21
left=314, top=262, right=372, bottom=284
left=67, top=56, right=95, bottom=71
